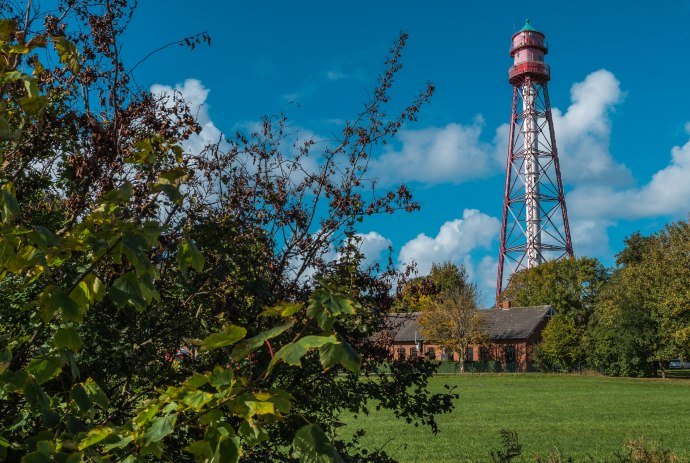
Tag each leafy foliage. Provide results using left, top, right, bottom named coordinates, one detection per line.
left=503, top=257, right=609, bottom=325
left=0, top=3, right=455, bottom=461
left=417, top=263, right=487, bottom=371
left=533, top=314, right=583, bottom=372
left=587, top=222, right=690, bottom=377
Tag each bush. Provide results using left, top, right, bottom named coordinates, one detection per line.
left=486, top=432, right=680, bottom=463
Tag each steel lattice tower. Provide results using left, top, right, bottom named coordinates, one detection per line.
left=496, top=20, right=573, bottom=303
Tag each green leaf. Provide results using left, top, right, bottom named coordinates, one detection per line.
left=0, top=115, right=17, bottom=141
left=261, top=302, right=303, bottom=318
left=70, top=384, right=92, bottom=414
left=231, top=321, right=293, bottom=360
left=0, top=19, right=15, bottom=41
left=102, top=434, right=133, bottom=452
left=51, top=35, right=80, bottom=73
left=122, top=233, right=155, bottom=277
left=318, top=336, right=361, bottom=373
left=78, top=427, right=112, bottom=450
left=0, top=346, right=10, bottom=374
left=142, top=413, right=177, bottom=445
left=206, top=424, right=241, bottom=463
left=21, top=451, right=51, bottom=463
left=100, top=182, right=134, bottom=207
left=82, top=378, right=109, bottom=409
left=0, top=183, right=20, bottom=223
left=307, top=287, right=357, bottom=331
left=26, top=356, right=61, bottom=385
left=110, top=272, right=154, bottom=312
left=181, top=390, right=213, bottom=410
left=69, top=379, right=109, bottom=414
left=209, top=366, right=233, bottom=388
left=177, top=238, right=204, bottom=278
left=184, top=440, right=213, bottom=460
left=268, top=335, right=338, bottom=373
left=39, top=288, right=80, bottom=323
left=54, top=327, right=83, bottom=351
left=153, top=167, right=187, bottom=205
left=184, top=372, right=209, bottom=388
left=20, top=94, right=47, bottom=116
left=292, top=424, right=344, bottom=463
left=152, top=183, right=183, bottom=205
left=214, top=435, right=241, bottom=463
left=69, top=273, right=105, bottom=312
left=31, top=226, right=60, bottom=249
left=198, top=325, right=246, bottom=350
left=23, top=380, right=50, bottom=413
left=127, top=138, right=157, bottom=164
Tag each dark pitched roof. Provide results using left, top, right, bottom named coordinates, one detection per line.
left=482, top=305, right=553, bottom=339
left=386, top=305, right=553, bottom=343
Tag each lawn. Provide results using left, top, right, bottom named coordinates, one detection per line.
left=338, top=373, right=690, bottom=462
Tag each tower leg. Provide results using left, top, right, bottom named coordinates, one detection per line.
left=496, top=87, right=519, bottom=303
left=496, top=79, right=573, bottom=304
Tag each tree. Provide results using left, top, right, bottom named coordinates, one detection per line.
left=614, top=231, right=654, bottom=267
left=418, top=264, right=487, bottom=372
left=534, top=313, right=584, bottom=372
left=585, top=274, right=658, bottom=377
left=0, top=2, right=456, bottom=461
left=587, top=220, right=690, bottom=378
left=502, top=257, right=609, bottom=325
left=394, top=261, right=472, bottom=313
left=502, top=257, right=609, bottom=375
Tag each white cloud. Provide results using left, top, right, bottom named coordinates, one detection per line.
left=569, top=136, right=690, bottom=221
left=150, top=79, right=223, bottom=155
left=373, top=69, right=630, bottom=189
left=476, top=256, right=498, bottom=293
left=398, top=209, right=500, bottom=275
left=551, top=69, right=632, bottom=186
left=569, top=218, right=612, bottom=257
left=352, top=231, right=392, bottom=267
left=370, top=117, right=494, bottom=185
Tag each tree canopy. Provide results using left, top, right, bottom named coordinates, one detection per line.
left=417, top=263, right=487, bottom=372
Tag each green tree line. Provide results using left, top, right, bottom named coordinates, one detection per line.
left=504, top=223, right=690, bottom=378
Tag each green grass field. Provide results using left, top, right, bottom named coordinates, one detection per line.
left=339, top=374, right=690, bottom=462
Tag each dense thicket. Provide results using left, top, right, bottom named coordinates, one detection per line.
left=0, top=2, right=455, bottom=461
left=506, top=222, right=690, bottom=377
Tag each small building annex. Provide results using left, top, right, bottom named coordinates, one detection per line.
left=385, top=305, right=554, bottom=372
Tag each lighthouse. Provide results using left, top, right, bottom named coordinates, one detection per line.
left=496, top=20, right=573, bottom=303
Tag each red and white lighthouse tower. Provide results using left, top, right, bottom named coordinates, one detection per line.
left=496, top=20, right=573, bottom=302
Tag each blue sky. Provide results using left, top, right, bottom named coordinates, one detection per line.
left=122, top=1, right=690, bottom=297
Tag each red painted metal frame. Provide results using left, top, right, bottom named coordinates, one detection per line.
left=496, top=75, right=574, bottom=304
left=496, top=86, right=519, bottom=304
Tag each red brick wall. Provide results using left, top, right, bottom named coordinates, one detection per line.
left=389, top=311, right=550, bottom=371
left=391, top=340, right=535, bottom=371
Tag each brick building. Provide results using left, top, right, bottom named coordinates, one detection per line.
left=386, top=305, right=554, bottom=372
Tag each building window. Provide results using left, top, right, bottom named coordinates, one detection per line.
left=479, top=347, right=489, bottom=363
left=409, top=347, right=418, bottom=359
left=466, top=347, right=474, bottom=362
left=505, top=346, right=516, bottom=365
left=397, top=347, right=405, bottom=360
